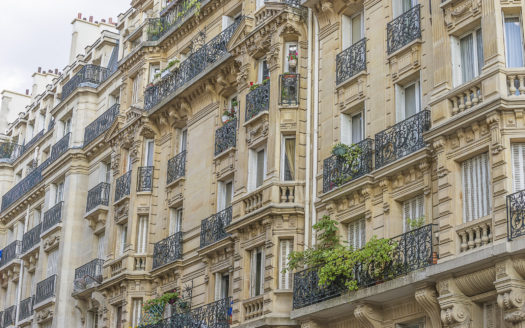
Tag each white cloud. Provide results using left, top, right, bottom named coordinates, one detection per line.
left=0, top=0, right=129, bottom=94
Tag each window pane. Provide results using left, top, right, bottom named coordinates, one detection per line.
left=476, top=29, right=484, bottom=73
left=255, top=251, right=262, bottom=295
left=283, top=138, right=295, bottom=181
left=460, top=34, right=475, bottom=83
left=225, top=182, right=233, bottom=207
left=505, top=18, right=524, bottom=67
left=404, top=84, right=417, bottom=118
left=351, top=113, right=362, bottom=143
left=351, top=14, right=362, bottom=44
left=256, top=150, right=265, bottom=187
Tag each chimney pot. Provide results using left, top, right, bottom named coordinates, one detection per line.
left=38, top=67, right=41, bottom=73
left=95, top=21, right=98, bottom=24
left=77, top=12, right=82, bottom=19
left=25, top=89, right=29, bottom=95
left=48, top=69, right=52, bottom=73
left=109, top=17, right=113, bottom=24
left=101, top=19, right=106, bottom=23
left=55, top=69, right=58, bottom=74
left=83, top=18, right=87, bottom=21
left=89, top=16, right=93, bottom=23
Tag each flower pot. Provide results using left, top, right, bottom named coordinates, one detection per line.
left=289, top=59, right=297, bottom=68
left=222, top=115, right=230, bottom=123
left=431, top=251, right=438, bottom=264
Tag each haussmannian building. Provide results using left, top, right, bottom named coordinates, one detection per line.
left=0, top=0, right=524, bottom=326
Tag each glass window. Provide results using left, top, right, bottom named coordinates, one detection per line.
left=458, top=29, right=483, bottom=84
left=403, top=194, right=424, bottom=232
left=144, top=139, right=154, bottom=166
left=512, top=143, right=525, bottom=192
left=256, top=149, right=265, bottom=188
left=250, top=247, right=264, bottom=296
left=505, top=17, right=524, bottom=68
left=462, top=153, right=491, bottom=222
left=279, top=240, right=292, bottom=289
left=348, top=218, right=365, bottom=249
left=169, top=208, right=183, bottom=235
left=282, top=137, right=296, bottom=181
left=136, top=216, right=148, bottom=254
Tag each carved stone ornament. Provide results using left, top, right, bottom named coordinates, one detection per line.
left=354, top=303, right=383, bottom=328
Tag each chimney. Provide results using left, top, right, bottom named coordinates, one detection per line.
left=55, top=69, right=58, bottom=74
left=109, top=17, right=113, bottom=24
left=83, top=18, right=86, bottom=21
left=25, top=89, right=29, bottom=95
left=77, top=12, right=82, bottom=19
left=89, top=16, right=93, bottom=23
left=101, top=19, right=106, bottom=23
left=95, top=21, right=98, bottom=24
left=38, top=67, right=41, bottom=73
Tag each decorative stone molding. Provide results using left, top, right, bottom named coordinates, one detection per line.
left=443, top=0, right=482, bottom=32
left=415, top=286, right=442, bottom=328
left=246, top=115, right=269, bottom=146
left=43, top=232, right=60, bottom=252
left=455, top=267, right=495, bottom=296
left=35, top=306, right=54, bottom=324
left=437, top=278, right=481, bottom=327
left=494, top=259, right=525, bottom=325
left=486, top=112, right=503, bottom=154
left=354, top=303, right=383, bottom=328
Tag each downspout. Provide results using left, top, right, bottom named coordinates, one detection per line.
left=311, top=13, right=320, bottom=246
left=14, top=207, right=29, bottom=327
left=304, top=8, right=313, bottom=249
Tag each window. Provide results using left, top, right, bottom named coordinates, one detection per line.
left=149, top=64, right=160, bottom=82
left=131, top=75, right=141, bottom=104
left=104, top=162, right=111, bottom=183
left=26, top=124, right=34, bottom=140
left=250, top=247, right=265, bottom=297
left=483, top=301, right=504, bottom=327
left=218, top=180, right=233, bottom=211
left=169, top=207, right=183, bottom=235
left=348, top=218, right=365, bottom=249
left=38, top=113, right=45, bottom=131
left=505, top=17, right=524, bottom=68
left=249, top=147, right=266, bottom=190
left=341, top=111, right=363, bottom=145
left=393, top=0, right=417, bottom=17
left=97, top=232, right=107, bottom=260
left=124, top=151, right=133, bottom=173
left=46, top=248, right=59, bottom=276
left=395, top=81, right=420, bottom=122
left=119, top=224, right=128, bottom=255
left=144, top=139, right=154, bottom=166
left=55, top=181, right=64, bottom=204
left=512, top=143, right=525, bottom=192
left=452, top=29, right=483, bottom=86
left=462, top=153, right=491, bottom=222
left=214, top=272, right=230, bottom=300
left=281, top=137, right=296, bottom=181
left=179, top=129, right=187, bottom=153
left=87, top=310, right=99, bottom=328
left=136, top=216, right=148, bottom=254
left=258, top=59, right=269, bottom=83
left=33, top=208, right=41, bottom=227
left=131, top=298, right=143, bottom=327
left=284, top=43, right=298, bottom=73
left=342, top=12, right=364, bottom=49
left=403, top=194, right=424, bottom=232
left=115, top=305, right=123, bottom=328
left=278, top=240, right=292, bottom=289
left=63, top=117, right=72, bottom=136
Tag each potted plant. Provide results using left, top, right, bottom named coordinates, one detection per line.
left=167, top=58, right=180, bottom=72
left=222, top=110, right=231, bottom=123
left=153, top=72, right=162, bottom=84
left=161, top=68, right=170, bottom=78
left=231, top=99, right=239, bottom=111
left=288, top=51, right=298, bottom=69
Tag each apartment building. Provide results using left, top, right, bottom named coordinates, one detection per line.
left=0, top=0, right=524, bottom=326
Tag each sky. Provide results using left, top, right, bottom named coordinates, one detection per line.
left=0, top=0, right=130, bottom=95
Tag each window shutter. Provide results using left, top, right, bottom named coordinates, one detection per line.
left=279, top=240, right=292, bottom=289
left=97, top=233, right=106, bottom=260
left=512, top=143, right=525, bottom=192
left=137, top=216, right=148, bottom=254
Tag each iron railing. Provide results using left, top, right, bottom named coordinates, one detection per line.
left=200, top=206, right=232, bottom=248
left=18, top=296, right=33, bottom=321
left=279, top=74, right=299, bottom=106
left=49, top=132, right=70, bottom=162
left=375, top=110, right=430, bottom=169
left=152, top=231, right=183, bottom=269
left=0, top=142, right=24, bottom=163
left=74, top=259, right=104, bottom=292
left=148, top=0, right=203, bottom=41
left=20, top=130, right=44, bottom=156
left=83, top=103, right=120, bottom=147
left=246, top=81, right=270, bottom=121
left=167, top=151, right=186, bottom=184
left=1, top=162, right=45, bottom=212
left=387, top=5, right=421, bottom=54
left=144, top=18, right=242, bottom=110
left=140, top=297, right=231, bottom=328
left=214, top=119, right=237, bottom=156
left=137, top=166, right=154, bottom=192
left=115, top=171, right=132, bottom=201
left=292, top=223, right=436, bottom=309
left=42, top=201, right=63, bottom=232
left=86, top=182, right=111, bottom=213
left=336, top=38, right=366, bottom=85
left=3, top=305, right=16, bottom=326
left=507, top=189, right=525, bottom=240
left=22, top=223, right=42, bottom=253
left=61, top=64, right=110, bottom=100
left=323, top=138, right=373, bottom=193
left=35, top=275, right=56, bottom=304
left=0, top=240, right=21, bottom=268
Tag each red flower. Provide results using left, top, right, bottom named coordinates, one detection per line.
left=250, top=82, right=254, bottom=86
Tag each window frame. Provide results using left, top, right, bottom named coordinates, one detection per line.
left=248, top=145, right=267, bottom=191
left=451, top=28, right=484, bottom=86
left=503, top=15, right=525, bottom=68
left=280, top=135, right=296, bottom=181
left=395, top=79, right=421, bottom=122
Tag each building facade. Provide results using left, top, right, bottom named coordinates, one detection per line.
left=0, top=0, right=524, bottom=327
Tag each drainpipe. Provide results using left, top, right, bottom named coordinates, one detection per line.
left=304, top=8, right=313, bottom=249
left=311, top=13, right=320, bottom=246
left=14, top=207, right=29, bottom=327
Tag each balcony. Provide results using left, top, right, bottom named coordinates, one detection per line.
left=74, top=259, right=104, bottom=293
left=1, top=160, right=46, bottom=212
left=374, top=110, right=430, bottom=169
left=18, top=296, right=33, bottom=321
left=292, top=223, right=436, bottom=309
left=35, top=275, right=56, bottom=305
left=323, top=138, right=373, bottom=193
left=167, top=151, right=186, bottom=184
left=200, top=206, right=232, bottom=248
left=214, top=120, right=237, bottom=156
left=246, top=81, right=270, bottom=121
left=86, top=182, right=110, bottom=213
left=144, top=18, right=242, bottom=110
left=0, top=142, right=24, bottom=163
left=137, top=166, right=154, bottom=192
left=42, top=202, right=63, bottom=233
left=147, top=0, right=203, bottom=41
left=336, top=38, right=366, bottom=85
left=20, top=130, right=44, bottom=156
left=0, top=240, right=21, bottom=268
left=22, top=223, right=42, bottom=253
left=115, top=171, right=131, bottom=202
left=83, top=103, right=120, bottom=147
left=507, top=189, right=525, bottom=240
left=61, top=64, right=110, bottom=101
left=152, top=231, right=183, bottom=269
left=279, top=74, right=299, bottom=106
left=49, top=132, right=70, bottom=163
left=3, top=305, right=15, bottom=326
left=387, top=5, right=421, bottom=55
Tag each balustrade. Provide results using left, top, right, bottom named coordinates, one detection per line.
left=246, top=81, right=270, bottom=121
left=214, top=120, right=237, bottom=156
left=167, top=151, right=186, bottom=184
left=35, top=275, right=56, bottom=304
left=22, top=223, right=42, bottom=253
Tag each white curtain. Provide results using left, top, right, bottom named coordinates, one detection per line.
left=460, top=34, right=475, bottom=83
left=505, top=17, right=524, bottom=68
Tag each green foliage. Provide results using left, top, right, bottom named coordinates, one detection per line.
left=148, top=19, right=165, bottom=36
left=285, top=216, right=398, bottom=291
left=143, top=291, right=179, bottom=313
left=331, top=143, right=363, bottom=186
left=176, top=0, right=201, bottom=19
left=406, top=216, right=425, bottom=230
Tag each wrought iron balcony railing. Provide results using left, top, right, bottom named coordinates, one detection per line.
left=200, top=206, right=232, bottom=248
left=0, top=142, right=24, bottom=163
left=152, top=231, right=183, bottom=269
left=246, top=81, right=270, bottom=121
left=86, top=182, right=111, bottom=213
left=83, top=103, right=120, bottom=147
left=167, top=151, right=186, bottom=184
left=42, top=201, right=63, bottom=233
left=387, top=5, right=421, bottom=54
left=1, top=162, right=45, bottom=212
left=214, top=119, right=237, bottom=156
left=61, top=64, right=110, bottom=100
left=140, top=297, right=231, bottom=328
left=323, top=138, right=373, bottom=193
left=137, top=166, right=154, bottom=192
left=507, top=189, right=525, bottom=240
left=74, top=259, right=104, bottom=292
left=35, top=275, right=56, bottom=304
left=49, top=132, right=70, bottom=163
left=336, top=38, right=366, bottom=85
left=22, top=223, right=42, bottom=253
left=375, top=110, right=430, bottom=169
left=292, top=223, right=436, bottom=309
left=20, top=130, right=44, bottom=156
left=18, top=296, right=33, bottom=321
left=148, top=0, right=203, bottom=41
left=115, top=171, right=132, bottom=202
left=0, top=240, right=21, bottom=268
left=3, top=305, right=16, bottom=326
left=279, top=74, right=299, bottom=106
left=144, top=18, right=242, bottom=110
